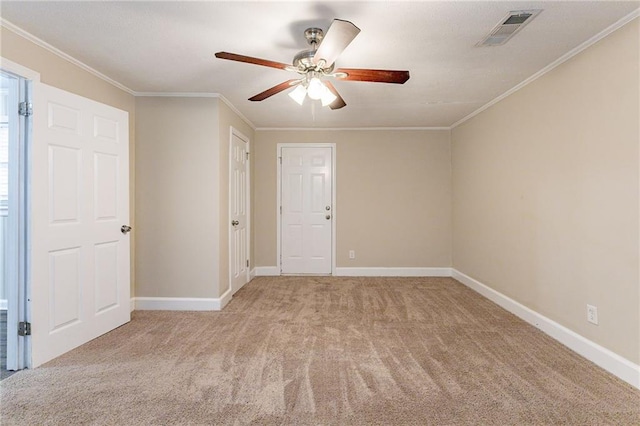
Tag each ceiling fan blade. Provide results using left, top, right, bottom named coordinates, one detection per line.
left=249, top=79, right=300, bottom=102
left=313, top=19, right=360, bottom=67
left=335, top=68, right=410, bottom=84
left=215, top=52, right=292, bottom=71
left=324, top=81, right=346, bottom=110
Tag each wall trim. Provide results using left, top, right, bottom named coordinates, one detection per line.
left=254, top=266, right=280, bottom=276
left=0, top=299, right=7, bottom=310
left=133, top=294, right=231, bottom=311
left=1, top=18, right=135, bottom=95
left=256, top=127, right=451, bottom=131
left=450, top=8, right=640, bottom=129
left=0, top=57, right=41, bottom=82
left=335, top=267, right=452, bottom=277
left=249, top=268, right=257, bottom=280
left=134, top=92, right=220, bottom=98
left=216, top=94, right=256, bottom=130
left=130, top=298, right=135, bottom=313
left=217, top=288, right=233, bottom=310
left=451, top=269, right=640, bottom=390
left=253, top=266, right=453, bottom=277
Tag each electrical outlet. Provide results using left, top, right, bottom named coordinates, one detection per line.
left=349, top=250, right=355, bottom=259
left=587, top=304, right=598, bottom=325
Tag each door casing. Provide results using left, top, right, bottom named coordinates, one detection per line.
left=0, top=57, right=39, bottom=370
left=276, top=143, right=336, bottom=275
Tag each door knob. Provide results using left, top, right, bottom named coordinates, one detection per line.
left=121, top=225, right=132, bottom=234
left=231, top=220, right=239, bottom=226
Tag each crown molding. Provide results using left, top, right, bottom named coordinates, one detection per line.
left=256, top=126, right=451, bottom=131
left=451, top=9, right=640, bottom=129
left=1, top=18, right=136, bottom=96
left=216, top=94, right=256, bottom=130
left=134, top=92, right=220, bottom=98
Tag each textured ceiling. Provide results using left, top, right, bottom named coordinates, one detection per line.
left=1, top=1, right=638, bottom=128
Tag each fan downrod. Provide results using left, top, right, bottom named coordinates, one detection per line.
left=304, top=28, right=324, bottom=46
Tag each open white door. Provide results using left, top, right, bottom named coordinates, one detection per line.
left=229, top=129, right=249, bottom=294
left=31, top=83, right=130, bottom=367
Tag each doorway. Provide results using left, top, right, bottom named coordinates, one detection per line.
left=1, top=66, right=31, bottom=377
left=277, top=144, right=336, bottom=275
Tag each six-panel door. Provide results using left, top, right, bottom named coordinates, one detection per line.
left=230, top=131, right=249, bottom=293
left=31, top=83, right=130, bottom=367
left=281, top=147, right=332, bottom=274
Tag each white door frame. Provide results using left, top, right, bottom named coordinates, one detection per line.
left=276, top=143, right=336, bottom=275
left=0, top=58, right=40, bottom=370
left=228, top=127, right=250, bottom=293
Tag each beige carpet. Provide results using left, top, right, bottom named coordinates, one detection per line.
left=1, top=276, right=639, bottom=425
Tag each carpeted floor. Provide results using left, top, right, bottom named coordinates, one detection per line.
left=1, top=276, right=639, bottom=425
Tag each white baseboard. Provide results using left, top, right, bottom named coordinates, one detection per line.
left=335, top=267, right=452, bottom=277
left=217, top=288, right=233, bottom=310
left=249, top=268, right=257, bottom=280
left=130, top=298, right=135, bottom=312
left=254, top=266, right=452, bottom=277
left=254, top=266, right=280, bottom=276
left=452, top=269, right=640, bottom=389
left=0, top=299, right=7, bottom=310
left=133, top=295, right=229, bottom=311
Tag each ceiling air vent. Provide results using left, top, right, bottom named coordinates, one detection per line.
left=476, top=10, right=542, bottom=47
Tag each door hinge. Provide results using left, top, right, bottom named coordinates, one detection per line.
left=246, top=259, right=249, bottom=267
left=246, top=152, right=250, bottom=160
left=18, top=321, right=31, bottom=336
left=279, top=206, right=282, bottom=214
left=18, top=102, right=33, bottom=117
left=279, top=156, right=282, bottom=164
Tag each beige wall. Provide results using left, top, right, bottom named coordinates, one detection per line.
left=451, top=19, right=639, bottom=363
left=135, top=97, right=253, bottom=299
left=254, top=130, right=452, bottom=268
left=135, top=97, right=219, bottom=298
left=0, top=26, right=137, bottom=295
left=217, top=101, right=254, bottom=295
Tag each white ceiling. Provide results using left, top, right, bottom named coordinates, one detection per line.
left=1, top=1, right=638, bottom=128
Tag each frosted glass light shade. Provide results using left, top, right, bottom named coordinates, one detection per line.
left=320, top=85, right=337, bottom=107
left=288, top=85, right=307, bottom=105
left=307, top=77, right=324, bottom=100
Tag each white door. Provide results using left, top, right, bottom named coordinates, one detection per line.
left=280, top=146, right=333, bottom=274
left=229, top=130, right=249, bottom=293
left=31, top=83, right=130, bottom=367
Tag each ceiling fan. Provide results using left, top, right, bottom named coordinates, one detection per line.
left=215, top=19, right=410, bottom=110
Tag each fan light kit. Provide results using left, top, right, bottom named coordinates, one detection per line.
left=215, top=19, right=410, bottom=110
left=289, top=71, right=337, bottom=106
